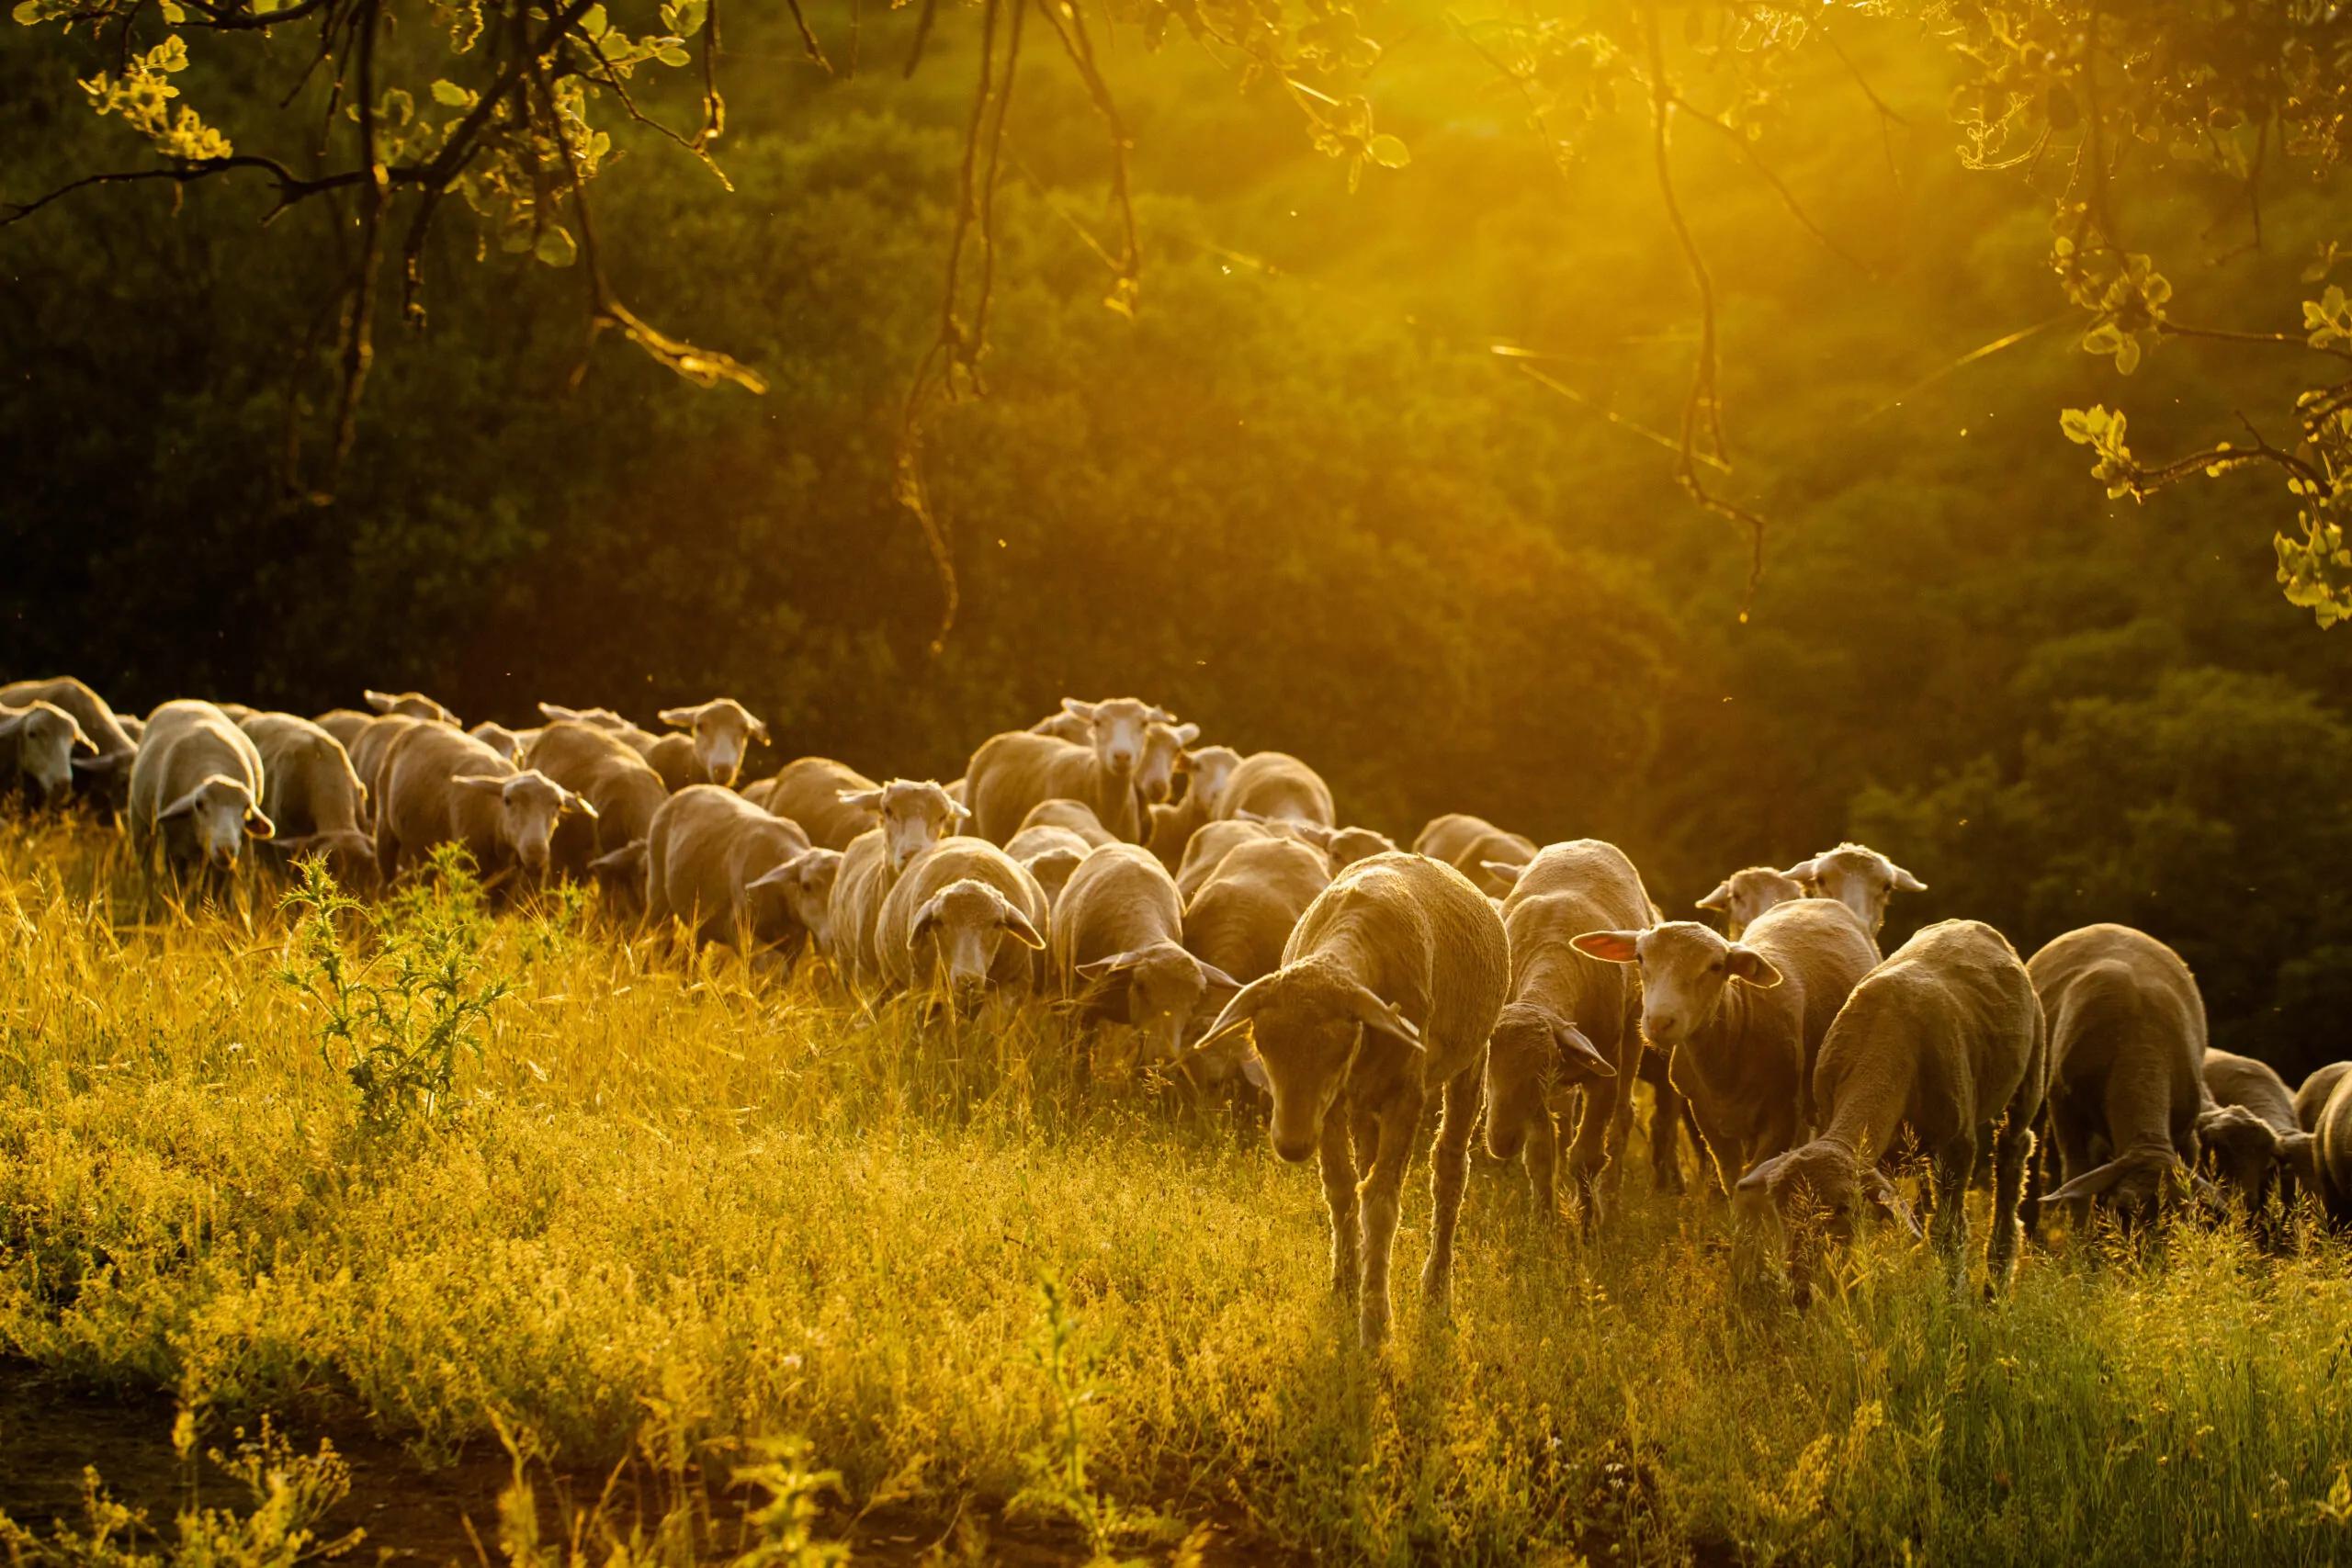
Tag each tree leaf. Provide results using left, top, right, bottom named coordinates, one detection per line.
left=1365, top=133, right=1410, bottom=169
left=535, top=226, right=578, bottom=267
left=430, top=78, right=470, bottom=106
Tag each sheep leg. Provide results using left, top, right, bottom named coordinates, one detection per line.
left=1356, top=1091, right=1421, bottom=1348
left=1929, top=1138, right=1974, bottom=1292
left=1647, top=1059, right=1689, bottom=1196
left=1986, top=1114, right=2034, bottom=1294
left=1422, top=1061, right=1484, bottom=1316
left=1565, top=1072, right=1623, bottom=1235
left=1317, top=1106, right=1361, bottom=1301
left=1524, top=1099, right=1561, bottom=1225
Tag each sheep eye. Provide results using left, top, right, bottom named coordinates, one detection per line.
left=1708, top=959, right=1724, bottom=974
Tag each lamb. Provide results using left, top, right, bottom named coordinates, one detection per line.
left=522, top=720, right=673, bottom=886
left=1482, top=842, right=1650, bottom=1230
left=1190, top=852, right=1510, bottom=1347
left=1215, top=750, right=1336, bottom=827
left=373, top=721, right=593, bottom=886
left=639, top=784, right=816, bottom=951
left=656, top=697, right=770, bottom=788
left=2199, top=1047, right=2320, bottom=1217
left=1736, top=919, right=2045, bottom=1295
left=1574, top=898, right=1877, bottom=1194
left=876, top=839, right=1050, bottom=1004
left=237, top=712, right=377, bottom=889
left=1182, top=836, right=1332, bottom=987
left=1145, top=744, right=1243, bottom=871
left=2028, top=923, right=2218, bottom=1228
left=127, top=700, right=276, bottom=875
left=1695, top=866, right=1810, bottom=941
left=1017, top=798, right=1118, bottom=848
left=0, top=699, right=96, bottom=807
left=0, top=677, right=137, bottom=808
left=1785, top=842, right=1925, bottom=936
left=2297, top=1062, right=2351, bottom=1134
left=965, top=697, right=1175, bottom=844
left=827, top=780, right=970, bottom=987
left=1051, top=844, right=1238, bottom=1066
left=364, top=690, right=460, bottom=726
left=1004, top=824, right=1094, bottom=909
left=745, top=758, right=881, bottom=850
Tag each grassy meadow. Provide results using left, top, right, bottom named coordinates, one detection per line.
left=3, top=815, right=2352, bottom=1566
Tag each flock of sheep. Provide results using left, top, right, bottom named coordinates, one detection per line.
left=6, top=675, right=2352, bottom=1346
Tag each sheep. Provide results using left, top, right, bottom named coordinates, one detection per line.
left=1174, top=818, right=1287, bottom=900
left=1182, top=836, right=1332, bottom=987
left=1695, top=866, right=1810, bottom=941
left=1190, top=852, right=1509, bottom=1347
left=1052, top=843, right=1238, bottom=1066
left=347, top=714, right=427, bottom=800
left=1289, top=819, right=1401, bottom=870
left=1735, top=919, right=2045, bottom=1295
left=0, top=700, right=97, bottom=807
left=1784, top=842, right=1925, bottom=936
left=469, top=721, right=526, bottom=761
left=744, top=758, right=881, bottom=850
left=1412, top=813, right=1513, bottom=866
left=876, top=840, right=1050, bottom=1005
left=1452, top=830, right=1537, bottom=897
left=641, top=733, right=695, bottom=793
left=1215, top=750, right=1336, bottom=827
left=2311, top=1072, right=2352, bottom=1224
left=522, top=720, right=673, bottom=887
left=2028, top=923, right=2218, bottom=1229
left=115, top=714, right=145, bottom=745
left=364, top=690, right=460, bottom=726
left=656, top=697, right=770, bottom=788
left=1133, top=720, right=1200, bottom=811
left=1145, top=744, right=1244, bottom=871
left=1004, top=824, right=1094, bottom=909
left=537, top=702, right=638, bottom=733
left=2297, top=1062, right=2351, bottom=1134
left=2198, top=1048, right=2320, bottom=1220
left=0, top=677, right=138, bottom=808
left=237, top=712, right=377, bottom=890
left=639, top=784, right=817, bottom=951
left=1574, top=897, right=1878, bottom=1196
left=740, top=848, right=846, bottom=958
left=827, top=780, right=970, bottom=987
left=374, top=721, right=592, bottom=886
left=313, top=709, right=372, bottom=750
left=965, top=697, right=1175, bottom=844
left=127, top=700, right=275, bottom=875
left=1018, top=797, right=1119, bottom=849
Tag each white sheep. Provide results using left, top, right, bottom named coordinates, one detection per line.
left=1784, top=842, right=1926, bottom=935
left=521, top=720, right=672, bottom=884
left=1214, top=750, right=1336, bottom=828
left=639, top=784, right=817, bottom=952
left=0, top=699, right=96, bottom=807
left=745, top=758, right=882, bottom=850
left=127, top=700, right=276, bottom=876
left=656, top=697, right=770, bottom=788
left=2298, top=1062, right=2352, bottom=1134
left=965, top=697, right=1175, bottom=844
left=876, top=839, right=1051, bottom=1004
left=2200, top=1047, right=2320, bottom=1219
left=373, top=721, right=592, bottom=887
left=827, top=780, right=969, bottom=988
left=237, top=712, right=377, bottom=889
left=1694, top=866, right=1810, bottom=941
left=1052, top=843, right=1238, bottom=1066
left=1004, top=824, right=1095, bottom=909
left=0, top=677, right=137, bottom=808
left=364, top=689, right=461, bottom=726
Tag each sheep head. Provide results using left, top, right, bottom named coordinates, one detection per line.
left=1193, top=959, right=1420, bottom=1164
left=1571, top=921, right=1781, bottom=1052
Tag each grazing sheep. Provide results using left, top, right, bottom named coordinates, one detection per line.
left=2199, top=1048, right=2319, bottom=1218
left=469, top=721, right=526, bottom=761
left=640, top=784, right=815, bottom=951
left=876, top=840, right=1051, bottom=1004
left=1695, top=866, right=1810, bottom=941
left=827, top=780, right=971, bottom=987
left=965, top=697, right=1175, bottom=844
left=1, top=677, right=137, bottom=808
left=656, top=698, right=770, bottom=788
left=2029, top=924, right=2217, bottom=1228
left=313, top=709, right=372, bottom=750
left=364, top=690, right=460, bottom=726
left=1215, top=750, right=1336, bottom=828
left=1174, top=818, right=1287, bottom=900
left=1191, top=852, right=1510, bottom=1347
left=1575, top=898, right=1877, bottom=1194
left=1484, top=841, right=1648, bottom=1230
left=1145, top=744, right=1244, bottom=871
left=0, top=700, right=96, bottom=807
left=1452, top=830, right=1537, bottom=897
left=2297, top=1062, right=2351, bottom=1134
left=523, top=721, right=673, bottom=882
left=1005, top=824, right=1094, bottom=909
left=1736, top=919, right=2045, bottom=1294
left=1133, top=720, right=1201, bottom=811
left=374, top=721, right=592, bottom=886
left=1018, top=797, right=1119, bottom=849
left=745, top=758, right=881, bottom=850
left=742, top=848, right=846, bottom=958
left=1182, top=837, right=1332, bottom=987
left=1052, top=844, right=1238, bottom=1066
left=2311, top=1073, right=2352, bottom=1224
left=238, top=712, right=377, bottom=889
left=347, top=715, right=427, bottom=800
left=1785, top=842, right=1925, bottom=936
left=127, top=701, right=275, bottom=875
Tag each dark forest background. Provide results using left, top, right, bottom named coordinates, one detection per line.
left=6, top=4, right=2350, bottom=1076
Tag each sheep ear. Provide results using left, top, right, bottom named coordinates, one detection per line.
left=158, top=784, right=208, bottom=821
left=1078, top=951, right=1145, bottom=981
left=0, top=709, right=25, bottom=739
left=1553, top=1021, right=1615, bottom=1080
left=1060, top=698, right=1098, bottom=720
left=910, top=894, right=947, bottom=946
left=1780, top=859, right=1818, bottom=885
left=1170, top=723, right=1200, bottom=746
left=946, top=799, right=975, bottom=823
left=1343, top=983, right=1421, bottom=1049
left=564, top=791, right=599, bottom=820
left=1695, top=880, right=1733, bottom=913
left=1725, top=946, right=1783, bottom=988
left=657, top=705, right=702, bottom=729
left=2040, top=1155, right=2143, bottom=1205
left=364, top=690, right=399, bottom=714
left=1482, top=861, right=1526, bottom=890
left=1001, top=904, right=1048, bottom=951
left=1196, top=960, right=1243, bottom=995
left=1571, top=930, right=1643, bottom=964
left=453, top=774, right=509, bottom=798
left=537, top=702, right=576, bottom=722
left=1859, top=1168, right=1921, bottom=1236
left=71, top=722, right=98, bottom=755
left=1287, top=822, right=1337, bottom=851
left=244, top=806, right=277, bottom=840
left=1733, top=1153, right=1783, bottom=1198
left=838, top=788, right=885, bottom=812
left=1192, top=974, right=1275, bottom=1055
left=74, top=750, right=133, bottom=777
left=2282, top=1132, right=2322, bottom=1190
left=590, top=840, right=647, bottom=874
left=1890, top=863, right=1927, bottom=893
left=751, top=717, right=771, bottom=744
left=745, top=862, right=792, bottom=891
left=1148, top=706, right=1179, bottom=725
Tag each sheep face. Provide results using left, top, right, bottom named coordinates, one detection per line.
left=908, top=879, right=1046, bottom=1005
left=159, top=774, right=275, bottom=868
left=1197, top=964, right=1422, bottom=1164
left=844, top=781, right=968, bottom=873
left=748, top=850, right=842, bottom=955
left=1786, top=844, right=1924, bottom=934
left=1133, top=723, right=1201, bottom=807
left=1482, top=1002, right=1616, bottom=1160
left=1063, top=697, right=1173, bottom=782
left=458, top=770, right=591, bottom=879
left=1078, top=941, right=1238, bottom=1066
left=1176, top=745, right=1243, bottom=814
left=2195, top=1103, right=2286, bottom=1218
left=365, top=690, right=459, bottom=726
left=661, top=698, right=769, bottom=789
left=2, top=701, right=96, bottom=802
left=1570, top=921, right=1781, bottom=1052
left=1697, top=867, right=1807, bottom=939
